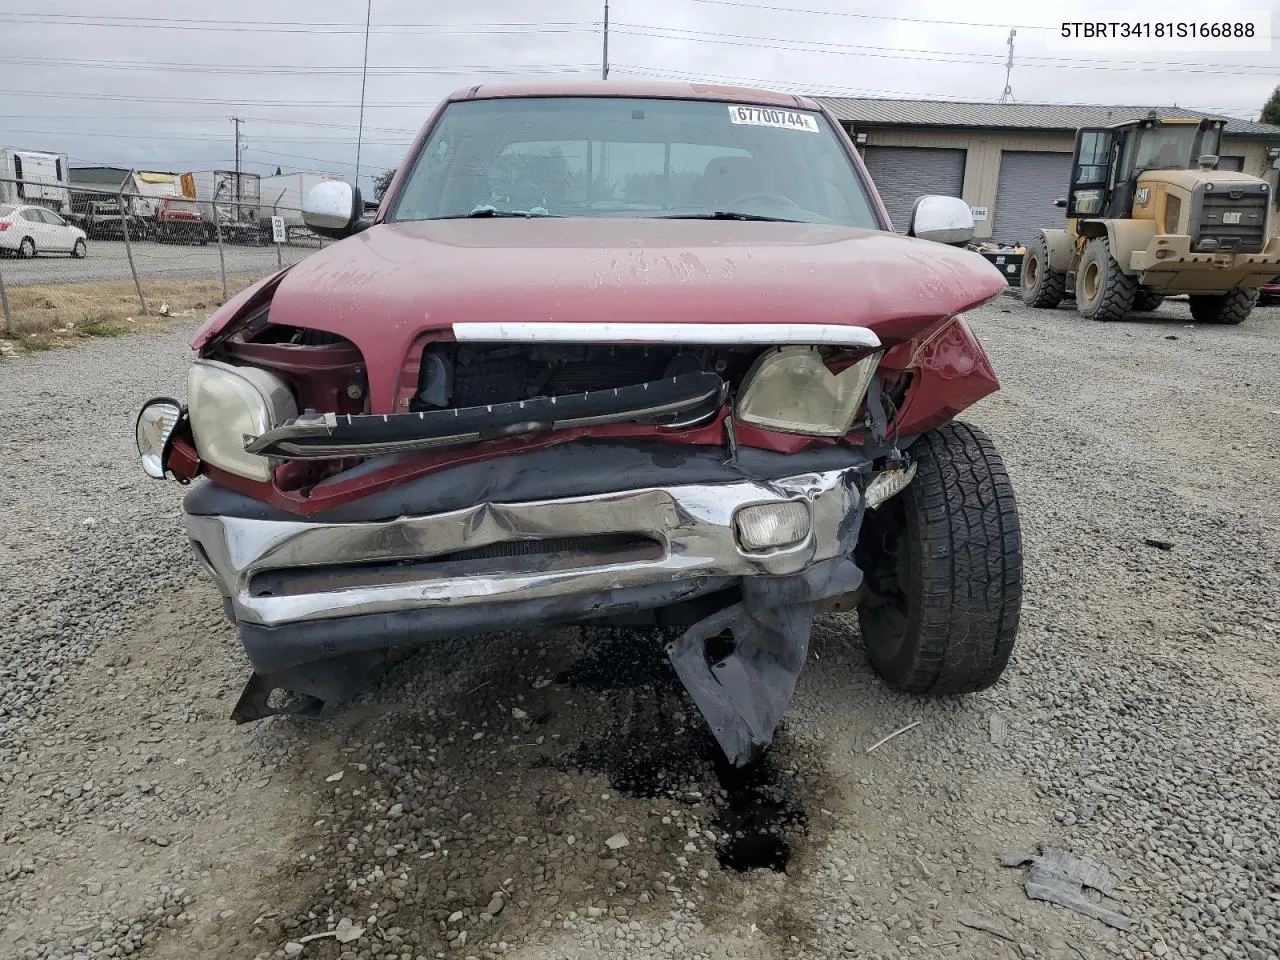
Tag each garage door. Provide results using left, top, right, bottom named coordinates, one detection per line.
left=861, top=146, right=966, bottom=232
left=990, top=151, right=1073, bottom=246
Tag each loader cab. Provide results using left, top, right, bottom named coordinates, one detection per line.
left=1065, top=114, right=1226, bottom=220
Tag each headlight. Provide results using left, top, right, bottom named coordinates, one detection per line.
left=187, top=359, right=297, bottom=481
left=735, top=346, right=881, bottom=437
left=135, top=397, right=183, bottom=479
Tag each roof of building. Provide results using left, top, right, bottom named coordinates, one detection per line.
left=69, top=166, right=131, bottom=188
left=813, top=98, right=1280, bottom=139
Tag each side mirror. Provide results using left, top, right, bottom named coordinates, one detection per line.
left=1053, top=197, right=1068, bottom=208
left=906, top=195, right=974, bottom=246
left=302, top=180, right=366, bottom=239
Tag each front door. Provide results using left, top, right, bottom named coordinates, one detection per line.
left=1066, top=128, right=1116, bottom=220
left=40, top=209, right=74, bottom=251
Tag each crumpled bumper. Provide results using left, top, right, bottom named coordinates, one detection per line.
left=188, top=468, right=861, bottom=627
left=183, top=442, right=884, bottom=764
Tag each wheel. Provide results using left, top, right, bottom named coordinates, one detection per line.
left=1132, top=289, right=1164, bottom=311
left=72, top=239, right=86, bottom=259
left=855, top=421, right=1023, bottom=695
left=1075, top=237, right=1137, bottom=321
left=18, top=237, right=35, bottom=258
left=1188, top=288, right=1257, bottom=325
left=1020, top=233, right=1066, bottom=308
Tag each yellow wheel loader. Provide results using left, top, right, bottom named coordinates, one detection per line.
left=1020, top=113, right=1279, bottom=324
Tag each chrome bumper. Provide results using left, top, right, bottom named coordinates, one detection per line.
left=186, top=467, right=864, bottom=629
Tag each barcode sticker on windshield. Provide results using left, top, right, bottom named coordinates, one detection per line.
left=727, top=105, right=820, bottom=133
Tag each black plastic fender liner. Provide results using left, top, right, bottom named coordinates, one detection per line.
left=667, top=495, right=867, bottom=767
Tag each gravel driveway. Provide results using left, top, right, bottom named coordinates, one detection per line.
left=0, top=240, right=316, bottom=286
left=1, top=295, right=1277, bottom=960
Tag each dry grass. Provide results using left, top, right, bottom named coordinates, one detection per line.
left=0, top=275, right=267, bottom=355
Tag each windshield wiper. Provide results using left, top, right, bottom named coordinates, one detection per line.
left=659, top=211, right=802, bottom=222
left=443, top=204, right=558, bottom=219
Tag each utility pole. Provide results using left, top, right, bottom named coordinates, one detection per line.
left=602, top=0, right=609, bottom=80
left=354, top=0, right=372, bottom=196
left=230, top=116, right=243, bottom=221
left=999, top=29, right=1016, bottom=103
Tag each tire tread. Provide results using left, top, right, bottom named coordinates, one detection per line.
left=859, top=422, right=1023, bottom=695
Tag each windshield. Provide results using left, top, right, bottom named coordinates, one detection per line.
left=1135, top=125, right=1199, bottom=171
left=166, top=200, right=198, bottom=212
left=389, top=97, right=880, bottom=226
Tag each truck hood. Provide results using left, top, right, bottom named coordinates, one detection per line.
left=196, top=218, right=1007, bottom=412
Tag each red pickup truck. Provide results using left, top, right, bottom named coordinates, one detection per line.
left=134, top=81, right=1022, bottom=766
left=155, top=197, right=207, bottom=245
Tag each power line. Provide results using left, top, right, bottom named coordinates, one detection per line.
left=1, top=71, right=597, bottom=108
left=0, top=114, right=419, bottom=134
left=610, top=26, right=1280, bottom=77
left=0, top=13, right=596, bottom=35
left=689, top=0, right=1049, bottom=30
left=0, top=127, right=413, bottom=145
left=0, top=56, right=611, bottom=76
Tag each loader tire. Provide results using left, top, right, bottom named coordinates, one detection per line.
left=855, top=422, right=1023, bottom=695
left=1189, top=288, right=1257, bottom=325
left=1132, top=289, right=1164, bottom=312
left=1020, top=233, right=1066, bottom=308
left=1075, top=237, right=1137, bottom=322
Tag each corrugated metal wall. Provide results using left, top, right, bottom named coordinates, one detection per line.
left=860, top=146, right=966, bottom=231
left=989, top=151, right=1073, bottom=246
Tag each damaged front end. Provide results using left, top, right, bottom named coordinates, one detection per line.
left=137, top=292, right=994, bottom=766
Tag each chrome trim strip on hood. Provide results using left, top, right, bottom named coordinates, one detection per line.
left=451, top=321, right=882, bottom=349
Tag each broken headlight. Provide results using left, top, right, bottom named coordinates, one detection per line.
left=735, top=346, right=881, bottom=437
left=135, top=397, right=183, bottom=479
left=187, top=359, right=297, bottom=482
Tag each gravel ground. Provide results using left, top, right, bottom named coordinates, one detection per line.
left=1, top=294, right=1278, bottom=960
left=0, top=239, right=317, bottom=287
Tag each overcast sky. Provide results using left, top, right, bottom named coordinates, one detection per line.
left=2, top=0, right=1277, bottom=196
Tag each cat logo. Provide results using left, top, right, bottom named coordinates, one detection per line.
left=1135, top=187, right=1150, bottom=206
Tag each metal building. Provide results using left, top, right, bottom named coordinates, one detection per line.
left=814, top=98, right=1280, bottom=245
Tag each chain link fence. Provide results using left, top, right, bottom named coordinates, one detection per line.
left=0, top=175, right=334, bottom=338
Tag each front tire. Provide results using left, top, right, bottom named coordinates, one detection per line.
left=1020, top=233, right=1066, bottom=308
left=72, top=239, right=87, bottom=259
left=855, top=422, right=1023, bottom=695
left=1189, top=288, right=1257, bottom=325
left=1075, top=237, right=1137, bottom=321
left=1132, top=289, right=1164, bottom=311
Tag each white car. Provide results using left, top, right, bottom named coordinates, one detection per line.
left=0, top=203, right=87, bottom=258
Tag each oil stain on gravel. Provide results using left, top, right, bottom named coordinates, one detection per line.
left=558, top=627, right=810, bottom=875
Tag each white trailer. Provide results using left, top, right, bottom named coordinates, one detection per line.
left=258, top=171, right=342, bottom=240
left=0, top=148, right=72, bottom=213
left=178, top=170, right=263, bottom=243
left=259, top=172, right=341, bottom=221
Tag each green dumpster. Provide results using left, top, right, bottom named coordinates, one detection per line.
left=978, top=250, right=1025, bottom=286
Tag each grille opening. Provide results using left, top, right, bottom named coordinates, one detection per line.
left=412, top=342, right=759, bottom=413
left=248, top=533, right=665, bottom=597
left=1196, top=190, right=1267, bottom=253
